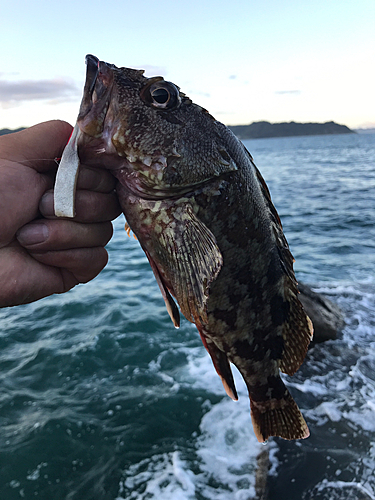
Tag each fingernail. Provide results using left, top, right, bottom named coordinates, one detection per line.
left=17, top=223, right=49, bottom=246
left=39, top=192, right=54, bottom=216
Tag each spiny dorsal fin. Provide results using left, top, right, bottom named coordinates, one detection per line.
left=245, top=148, right=313, bottom=374
left=279, top=284, right=314, bottom=375
left=270, top=212, right=313, bottom=374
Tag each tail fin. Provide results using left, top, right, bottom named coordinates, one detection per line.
left=250, top=389, right=309, bottom=443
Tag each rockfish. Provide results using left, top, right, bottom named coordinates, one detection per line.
left=55, top=55, right=313, bottom=442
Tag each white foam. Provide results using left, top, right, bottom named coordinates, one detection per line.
left=196, top=396, right=264, bottom=499
left=117, top=277, right=375, bottom=499
left=117, top=396, right=265, bottom=500
left=117, top=452, right=196, bottom=500
left=117, top=348, right=265, bottom=499
left=315, top=401, right=343, bottom=422
left=286, top=380, right=329, bottom=396
left=172, top=452, right=196, bottom=496
left=343, top=408, right=375, bottom=432
left=314, top=479, right=375, bottom=500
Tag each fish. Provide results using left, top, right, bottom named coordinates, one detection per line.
left=54, top=54, right=313, bottom=442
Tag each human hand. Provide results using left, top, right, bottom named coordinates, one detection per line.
left=0, top=120, right=122, bottom=307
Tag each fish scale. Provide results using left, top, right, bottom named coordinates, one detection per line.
left=54, top=54, right=313, bottom=442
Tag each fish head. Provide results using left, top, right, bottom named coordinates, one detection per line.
left=74, top=55, right=237, bottom=195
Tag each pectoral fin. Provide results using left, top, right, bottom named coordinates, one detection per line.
left=151, top=204, right=223, bottom=324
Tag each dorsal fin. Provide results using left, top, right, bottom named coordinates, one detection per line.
left=243, top=146, right=313, bottom=374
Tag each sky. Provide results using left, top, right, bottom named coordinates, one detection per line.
left=1, top=0, right=374, bottom=130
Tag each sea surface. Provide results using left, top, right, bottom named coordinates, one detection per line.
left=0, top=132, right=374, bottom=500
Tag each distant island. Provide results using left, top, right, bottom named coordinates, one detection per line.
left=0, top=121, right=354, bottom=140
left=0, top=127, right=26, bottom=136
left=228, top=121, right=354, bottom=139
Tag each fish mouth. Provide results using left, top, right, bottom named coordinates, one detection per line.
left=85, top=54, right=100, bottom=97
left=77, top=54, right=114, bottom=136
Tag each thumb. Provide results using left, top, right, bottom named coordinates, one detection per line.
left=0, top=120, right=73, bottom=172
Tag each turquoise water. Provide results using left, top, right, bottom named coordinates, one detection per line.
left=0, top=133, right=374, bottom=499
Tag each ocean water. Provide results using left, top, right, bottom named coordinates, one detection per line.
left=0, top=132, right=374, bottom=500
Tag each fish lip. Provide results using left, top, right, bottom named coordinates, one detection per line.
left=77, top=54, right=100, bottom=119
left=84, top=54, right=114, bottom=98
left=85, top=54, right=100, bottom=96
left=77, top=55, right=114, bottom=137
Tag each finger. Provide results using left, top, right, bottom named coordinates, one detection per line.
left=0, top=244, right=70, bottom=306
left=39, top=190, right=122, bottom=222
left=76, top=165, right=117, bottom=193
left=0, top=166, right=53, bottom=248
left=0, top=120, right=73, bottom=172
left=30, top=247, right=109, bottom=284
left=74, top=190, right=122, bottom=222
left=0, top=243, right=108, bottom=307
left=16, top=219, right=113, bottom=251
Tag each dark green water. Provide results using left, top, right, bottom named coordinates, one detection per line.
left=0, top=133, right=374, bottom=499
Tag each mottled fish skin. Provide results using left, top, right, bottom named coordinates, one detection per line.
left=70, top=55, right=313, bottom=442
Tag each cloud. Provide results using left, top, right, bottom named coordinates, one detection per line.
left=275, top=90, right=301, bottom=95
left=0, top=77, right=80, bottom=105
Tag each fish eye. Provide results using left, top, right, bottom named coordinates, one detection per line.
left=151, top=87, right=170, bottom=105
left=141, top=80, right=181, bottom=110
